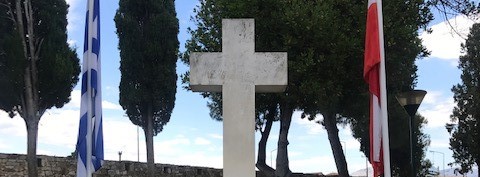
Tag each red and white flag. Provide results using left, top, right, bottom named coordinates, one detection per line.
left=364, top=0, right=388, bottom=176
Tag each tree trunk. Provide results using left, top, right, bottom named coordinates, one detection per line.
left=25, top=117, right=39, bottom=177
left=256, top=113, right=275, bottom=176
left=323, top=113, right=349, bottom=177
left=275, top=102, right=294, bottom=177
left=14, top=1, right=41, bottom=177
left=145, top=104, right=155, bottom=177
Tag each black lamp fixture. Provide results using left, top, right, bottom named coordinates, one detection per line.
left=396, top=90, right=427, bottom=117
left=396, top=89, right=427, bottom=177
left=445, top=123, right=457, bottom=134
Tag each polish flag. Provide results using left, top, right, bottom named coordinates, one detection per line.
left=364, top=0, right=390, bottom=176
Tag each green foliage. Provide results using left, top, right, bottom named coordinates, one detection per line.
left=1, top=1, right=80, bottom=176
left=427, top=0, right=480, bottom=17
left=449, top=23, right=480, bottom=175
left=346, top=0, right=434, bottom=175
left=0, top=0, right=80, bottom=117
left=0, top=29, right=25, bottom=117
left=183, top=0, right=434, bottom=175
left=36, top=0, right=80, bottom=110
left=183, top=0, right=435, bottom=175
left=115, top=0, right=179, bottom=136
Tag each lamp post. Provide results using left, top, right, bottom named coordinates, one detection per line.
left=362, top=155, right=369, bottom=177
left=270, top=149, right=277, bottom=167
left=137, top=126, right=140, bottom=162
left=430, top=150, right=445, bottom=177
left=396, top=90, right=427, bottom=177
left=445, top=123, right=457, bottom=134
left=118, top=151, right=122, bottom=161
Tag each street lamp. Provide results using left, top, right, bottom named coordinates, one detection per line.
left=137, top=126, right=140, bottom=162
left=362, top=155, right=369, bottom=177
left=396, top=90, right=427, bottom=177
left=445, top=123, right=457, bottom=134
left=118, top=151, right=123, bottom=161
left=430, top=150, right=445, bottom=177
left=270, top=149, right=277, bottom=167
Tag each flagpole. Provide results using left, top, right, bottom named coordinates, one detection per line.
left=86, top=0, right=94, bottom=176
left=376, top=0, right=391, bottom=176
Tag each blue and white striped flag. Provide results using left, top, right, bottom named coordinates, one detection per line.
left=76, top=0, right=103, bottom=176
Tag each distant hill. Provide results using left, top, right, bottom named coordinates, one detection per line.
left=350, top=167, right=478, bottom=177
left=350, top=167, right=372, bottom=177
left=439, top=167, right=478, bottom=177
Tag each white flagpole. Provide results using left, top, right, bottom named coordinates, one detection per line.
left=86, top=0, right=94, bottom=176
left=376, top=0, right=391, bottom=176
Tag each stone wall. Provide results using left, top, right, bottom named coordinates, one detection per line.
left=0, top=153, right=326, bottom=177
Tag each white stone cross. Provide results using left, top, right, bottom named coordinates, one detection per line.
left=189, top=19, right=287, bottom=177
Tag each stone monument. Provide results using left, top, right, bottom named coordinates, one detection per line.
left=189, top=19, right=287, bottom=177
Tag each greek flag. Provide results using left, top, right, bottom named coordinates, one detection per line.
left=76, top=0, right=103, bottom=176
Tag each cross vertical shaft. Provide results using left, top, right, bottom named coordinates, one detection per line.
left=223, top=83, right=255, bottom=177
left=189, top=19, right=287, bottom=177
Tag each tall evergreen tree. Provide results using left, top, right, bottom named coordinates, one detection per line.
left=115, top=0, right=179, bottom=176
left=0, top=1, right=80, bottom=176
left=449, top=23, right=480, bottom=176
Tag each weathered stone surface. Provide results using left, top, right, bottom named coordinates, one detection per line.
left=189, top=19, right=287, bottom=177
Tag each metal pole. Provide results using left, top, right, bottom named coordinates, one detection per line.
left=376, top=0, right=392, bottom=175
left=270, top=149, right=277, bottom=167
left=363, top=155, right=368, bottom=177
left=367, top=157, right=369, bottom=177
left=85, top=1, right=94, bottom=176
left=442, top=153, right=445, bottom=177
left=409, top=115, right=415, bottom=177
left=137, top=126, right=139, bottom=162
left=118, top=151, right=122, bottom=161
left=430, top=150, right=445, bottom=177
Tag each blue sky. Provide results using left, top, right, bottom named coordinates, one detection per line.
left=0, top=0, right=479, bottom=175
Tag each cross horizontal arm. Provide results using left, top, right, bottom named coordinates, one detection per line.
left=253, top=52, right=287, bottom=93
left=190, top=52, right=224, bottom=92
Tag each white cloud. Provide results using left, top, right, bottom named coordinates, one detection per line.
left=430, top=140, right=450, bottom=148
left=66, top=0, right=82, bottom=32
left=418, top=91, right=455, bottom=128
left=0, top=139, right=9, bottom=150
left=422, top=90, right=443, bottom=105
left=65, top=0, right=80, bottom=6
left=420, top=15, right=479, bottom=62
left=67, top=90, right=81, bottom=109
left=344, top=138, right=361, bottom=151
left=102, top=101, right=122, bottom=110
left=292, top=111, right=325, bottom=135
left=38, top=109, right=79, bottom=149
left=153, top=137, right=191, bottom=157
left=290, top=155, right=336, bottom=173
left=194, top=137, right=211, bottom=145
left=209, top=133, right=223, bottom=139
left=67, top=39, right=77, bottom=48
left=288, top=151, right=302, bottom=157
left=0, top=112, right=26, bottom=138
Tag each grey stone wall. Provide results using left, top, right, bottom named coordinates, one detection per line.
left=0, top=153, right=325, bottom=177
